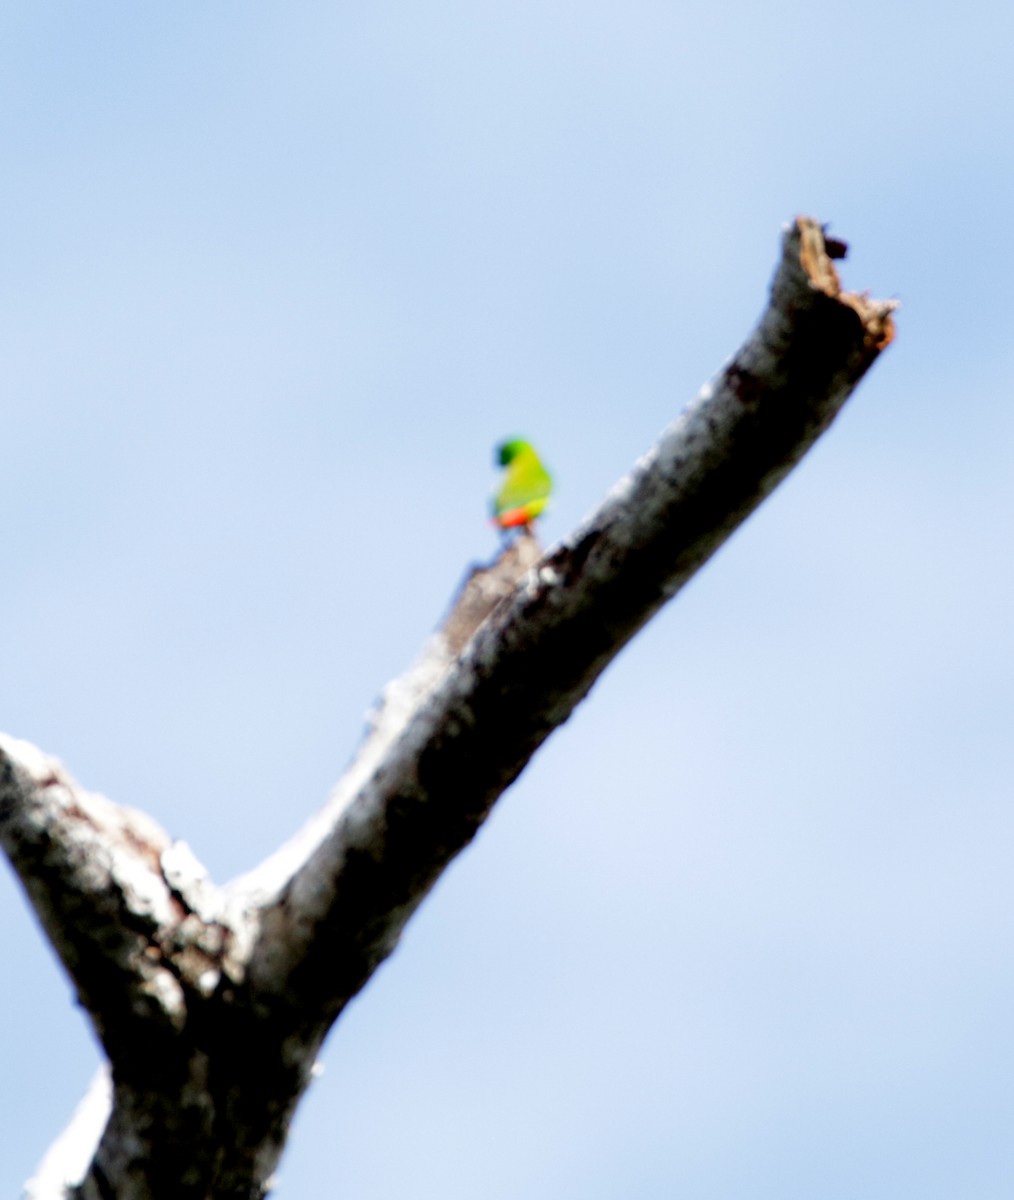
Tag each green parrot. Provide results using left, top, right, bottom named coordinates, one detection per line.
left=491, top=438, right=553, bottom=530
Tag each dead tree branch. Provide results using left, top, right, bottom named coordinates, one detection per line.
left=0, top=217, right=896, bottom=1199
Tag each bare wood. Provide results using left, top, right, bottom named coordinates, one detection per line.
left=1, top=217, right=896, bottom=1199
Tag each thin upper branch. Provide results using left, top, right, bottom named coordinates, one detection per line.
left=239, top=216, right=896, bottom=1030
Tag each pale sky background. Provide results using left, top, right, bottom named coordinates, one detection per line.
left=3, top=3, right=1014, bottom=1197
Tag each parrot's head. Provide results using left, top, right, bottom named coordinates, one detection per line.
left=496, top=438, right=533, bottom=467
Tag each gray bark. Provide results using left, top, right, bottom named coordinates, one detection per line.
left=0, top=217, right=896, bottom=1199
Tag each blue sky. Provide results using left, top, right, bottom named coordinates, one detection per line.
left=3, top=2, right=1014, bottom=1196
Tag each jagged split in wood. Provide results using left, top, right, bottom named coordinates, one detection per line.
left=796, top=218, right=895, bottom=349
